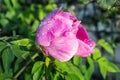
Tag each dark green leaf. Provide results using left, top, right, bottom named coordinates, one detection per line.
left=0, top=18, right=9, bottom=27
left=53, top=72, right=63, bottom=80
left=11, top=45, right=29, bottom=59
left=2, top=47, right=15, bottom=75
left=54, top=60, right=84, bottom=80
left=24, top=73, right=32, bottom=80
left=0, top=41, right=6, bottom=53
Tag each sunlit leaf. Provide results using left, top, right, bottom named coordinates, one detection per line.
left=97, top=57, right=120, bottom=79
left=65, top=74, right=80, bottom=80
left=99, top=62, right=107, bottom=79
left=5, top=10, right=15, bottom=19
left=92, top=48, right=101, bottom=60
left=45, top=57, right=51, bottom=67
left=84, top=57, right=94, bottom=80
left=11, top=0, right=20, bottom=9
left=73, top=56, right=82, bottom=66
left=98, top=39, right=114, bottom=56
left=31, top=20, right=39, bottom=32
left=38, top=9, right=46, bottom=20
left=32, top=61, right=44, bottom=80
left=11, top=39, right=31, bottom=46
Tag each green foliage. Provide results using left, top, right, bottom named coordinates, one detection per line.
left=97, top=0, right=116, bottom=9
left=92, top=48, right=120, bottom=79
left=98, top=39, right=114, bottom=56
left=97, top=57, right=120, bottom=79
left=54, top=60, right=84, bottom=80
left=32, top=61, right=44, bottom=80
left=2, top=47, right=14, bottom=77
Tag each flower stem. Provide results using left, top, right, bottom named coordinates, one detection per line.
left=13, top=53, right=39, bottom=79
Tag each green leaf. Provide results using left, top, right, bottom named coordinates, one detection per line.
left=53, top=72, right=63, bottom=80
left=0, top=18, right=9, bottom=27
left=73, top=56, right=82, bottom=66
left=80, top=65, right=87, bottom=74
left=31, top=20, right=39, bottom=32
left=99, top=62, right=107, bottom=79
left=106, top=62, right=120, bottom=72
left=5, top=10, right=15, bottom=19
left=38, top=9, right=46, bottom=20
left=11, top=45, right=29, bottom=59
left=97, top=57, right=108, bottom=79
left=11, top=0, right=20, bottom=9
left=0, top=41, right=6, bottom=53
left=84, top=57, right=94, bottom=80
left=54, top=60, right=84, bottom=80
left=65, top=74, right=80, bottom=80
left=4, top=0, right=12, bottom=10
left=2, top=47, right=15, bottom=75
left=32, top=61, right=44, bottom=74
left=0, top=73, right=12, bottom=80
left=24, top=73, right=33, bottom=80
left=97, top=0, right=116, bottom=9
left=11, top=39, right=31, bottom=47
left=93, top=48, right=101, bottom=60
left=98, top=39, right=114, bottom=56
left=32, top=61, right=44, bottom=80
left=14, top=58, right=23, bottom=73
left=97, top=57, right=120, bottom=79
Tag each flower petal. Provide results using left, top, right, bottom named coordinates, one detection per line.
left=44, top=36, right=78, bottom=62
left=75, top=39, right=95, bottom=57
left=76, top=25, right=89, bottom=41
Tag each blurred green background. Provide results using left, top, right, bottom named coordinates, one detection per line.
left=0, top=0, right=120, bottom=80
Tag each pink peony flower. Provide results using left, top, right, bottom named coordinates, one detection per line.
left=36, top=7, right=95, bottom=62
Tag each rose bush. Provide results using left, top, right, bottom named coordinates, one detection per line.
left=36, top=7, right=95, bottom=62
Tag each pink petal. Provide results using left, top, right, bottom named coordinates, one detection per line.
left=76, top=25, right=89, bottom=41
left=36, top=23, right=54, bottom=46
left=75, top=39, right=95, bottom=57
left=44, top=36, right=78, bottom=62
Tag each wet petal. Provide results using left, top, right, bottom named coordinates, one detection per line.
left=44, top=36, right=78, bottom=62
